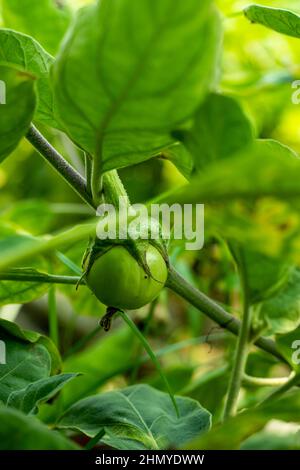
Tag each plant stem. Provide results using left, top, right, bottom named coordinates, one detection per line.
left=102, top=169, right=130, bottom=207
left=243, top=373, right=294, bottom=388
left=48, top=286, right=59, bottom=347
left=26, top=125, right=129, bottom=211
left=84, top=152, right=93, bottom=197
left=0, top=271, right=83, bottom=285
left=223, top=249, right=252, bottom=419
left=166, top=266, right=284, bottom=363
left=259, top=372, right=299, bottom=405
left=26, top=125, right=94, bottom=209
left=223, top=306, right=251, bottom=419
left=84, top=428, right=105, bottom=450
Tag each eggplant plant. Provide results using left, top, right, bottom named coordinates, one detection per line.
left=1, top=0, right=300, bottom=452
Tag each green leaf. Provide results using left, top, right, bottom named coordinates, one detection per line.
left=0, top=318, right=61, bottom=403
left=59, top=384, right=211, bottom=450
left=0, top=405, right=77, bottom=450
left=0, top=65, right=36, bottom=162
left=169, top=139, right=300, bottom=205
left=0, top=220, right=98, bottom=271
left=0, top=29, right=58, bottom=128
left=186, top=389, right=300, bottom=450
left=1, top=199, right=55, bottom=236
left=52, top=0, right=221, bottom=171
left=244, top=5, right=300, bottom=39
left=0, top=225, right=55, bottom=306
left=254, top=268, right=300, bottom=335
left=158, top=142, right=193, bottom=180
left=0, top=268, right=50, bottom=306
left=7, top=373, right=78, bottom=414
left=184, top=93, right=254, bottom=171
left=1, top=0, right=72, bottom=55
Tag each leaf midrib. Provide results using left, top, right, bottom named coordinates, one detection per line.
left=117, top=391, right=160, bottom=450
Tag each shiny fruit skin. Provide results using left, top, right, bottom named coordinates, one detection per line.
left=86, top=244, right=168, bottom=310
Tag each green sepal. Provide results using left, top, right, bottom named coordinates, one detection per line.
left=82, top=232, right=169, bottom=282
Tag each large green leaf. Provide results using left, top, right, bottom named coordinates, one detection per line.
left=7, top=373, right=78, bottom=414
left=59, top=384, right=211, bottom=450
left=0, top=318, right=61, bottom=403
left=1, top=0, right=72, bottom=55
left=0, top=65, right=36, bottom=162
left=52, top=0, right=221, bottom=171
left=0, top=29, right=58, bottom=127
left=244, top=5, right=300, bottom=39
left=184, top=93, right=254, bottom=171
left=0, top=405, right=77, bottom=450
left=254, top=268, right=300, bottom=335
left=186, top=389, right=300, bottom=450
